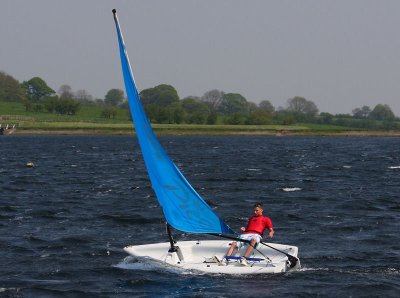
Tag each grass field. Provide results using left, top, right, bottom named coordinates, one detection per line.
left=0, top=100, right=374, bottom=135
left=0, top=101, right=131, bottom=123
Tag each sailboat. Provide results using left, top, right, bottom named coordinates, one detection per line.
left=112, top=9, right=300, bottom=274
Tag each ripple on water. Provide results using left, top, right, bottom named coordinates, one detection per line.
left=1, top=136, right=400, bottom=297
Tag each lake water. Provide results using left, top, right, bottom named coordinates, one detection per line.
left=1, top=135, right=399, bottom=297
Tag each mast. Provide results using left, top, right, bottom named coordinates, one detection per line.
left=166, top=224, right=178, bottom=252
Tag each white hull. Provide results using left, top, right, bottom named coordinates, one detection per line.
left=124, top=240, right=300, bottom=274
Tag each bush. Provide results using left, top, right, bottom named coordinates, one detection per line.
left=55, top=97, right=80, bottom=115
left=101, top=106, right=118, bottom=119
left=43, top=96, right=58, bottom=113
left=223, top=113, right=247, bottom=125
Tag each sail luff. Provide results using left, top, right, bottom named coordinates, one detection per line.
left=112, top=10, right=233, bottom=234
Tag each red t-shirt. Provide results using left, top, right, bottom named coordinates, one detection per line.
left=243, top=215, right=273, bottom=236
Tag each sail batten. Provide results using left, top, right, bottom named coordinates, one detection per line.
left=112, top=10, right=233, bottom=234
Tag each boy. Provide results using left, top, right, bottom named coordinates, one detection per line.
left=224, top=202, right=274, bottom=266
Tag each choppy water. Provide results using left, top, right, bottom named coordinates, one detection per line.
left=1, top=135, right=399, bottom=297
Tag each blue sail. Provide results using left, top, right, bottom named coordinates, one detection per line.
left=112, top=11, right=233, bottom=234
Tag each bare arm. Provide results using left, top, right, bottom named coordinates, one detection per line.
left=268, top=228, right=274, bottom=238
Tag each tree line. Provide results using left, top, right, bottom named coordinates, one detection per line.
left=0, top=71, right=399, bottom=129
left=0, top=72, right=127, bottom=118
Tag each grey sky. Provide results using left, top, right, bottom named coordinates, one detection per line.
left=1, top=0, right=400, bottom=115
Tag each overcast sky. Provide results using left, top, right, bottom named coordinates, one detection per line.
left=1, top=0, right=400, bottom=115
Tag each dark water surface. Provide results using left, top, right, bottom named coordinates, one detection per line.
left=1, top=135, right=399, bottom=297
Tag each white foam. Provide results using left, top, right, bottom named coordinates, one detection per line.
left=282, top=187, right=302, bottom=192
left=114, top=256, right=188, bottom=274
left=384, top=267, right=400, bottom=275
left=0, top=288, right=20, bottom=293
left=296, top=267, right=330, bottom=272
left=388, top=166, right=400, bottom=169
left=342, top=165, right=352, bottom=169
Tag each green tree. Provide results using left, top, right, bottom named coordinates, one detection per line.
left=55, top=97, right=80, bottom=115
left=224, top=113, right=247, bottom=125
left=119, top=101, right=129, bottom=109
left=258, top=100, right=275, bottom=113
left=286, top=96, right=318, bottom=114
left=369, top=104, right=395, bottom=121
left=0, top=71, right=26, bottom=102
left=101, top=106, right=118, bottom=119
left=172, top=103, right=185, bottom=124
left=22, top=99, right=32, bottom=111
left=247, top=102, right=258, bottom=113
left=22, top=77, right=55, bottom=101
left=43, top=96, right=59, bottom=113
left=181, top=97, right=210, bottom=124
left=143, top=104, right=180, bottom=124
left=318, top=112, right=334, bottom=124
left=218, top=93, right=249, bottom=115
left=248, top=110, right=273, bottom=125
left=352, top=105, right=371, bottom=118
left=105, top=89, right=125, bottom=106
left=200, top=89, right=224, bottom=112
left=206, top=112, right=218, bottom=125
left=140, top=84, right=179, bottom=107
left=155, top=107, right=170, bottom=123
left=144, top=104, right=158, bottom=122
left=273, top=111, right=295, bottom=125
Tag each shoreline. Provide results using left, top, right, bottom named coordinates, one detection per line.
left=11, top=129, right=400, bottom=137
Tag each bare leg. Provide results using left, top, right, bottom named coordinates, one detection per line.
left=225, top=242, right=237, bottom=256
left=243, top=238, right=257, bottom=258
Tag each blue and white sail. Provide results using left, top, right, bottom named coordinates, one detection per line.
left=112, top=10, right=233, bottom=234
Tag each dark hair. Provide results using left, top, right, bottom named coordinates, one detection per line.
left=254, top=202, right=263, bottom=208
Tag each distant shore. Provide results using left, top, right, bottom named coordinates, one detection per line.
left=4, top=119, right=400, bottom=137
left=11, top=128, right=400, bottom=137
